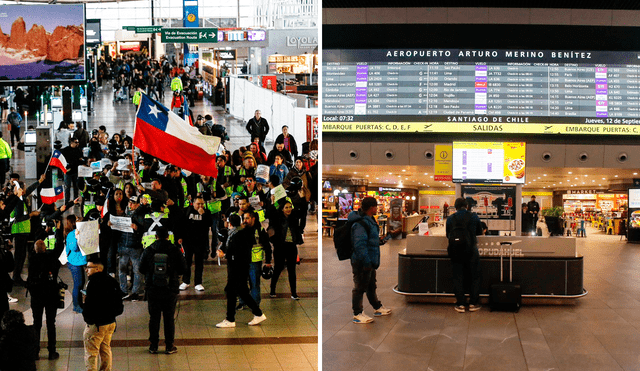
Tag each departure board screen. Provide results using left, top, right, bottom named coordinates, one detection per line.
left=323, top=49, right=640, bottom=135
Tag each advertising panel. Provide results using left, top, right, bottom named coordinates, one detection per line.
left=453, top=142, right=525, bottom=184
left=461, top=184, right=517, bottom=231
left=86, top=19, right=101, bottom=46
left=0, top=4, right=86, bottom=84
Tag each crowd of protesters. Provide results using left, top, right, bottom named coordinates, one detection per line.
left=0, top=53, right=318, bottom=369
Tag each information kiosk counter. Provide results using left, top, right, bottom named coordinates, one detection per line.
left=396, top=235, right=586, bottom=302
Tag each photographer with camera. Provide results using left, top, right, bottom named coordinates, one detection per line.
left=27, top=224, right=64, bottom=361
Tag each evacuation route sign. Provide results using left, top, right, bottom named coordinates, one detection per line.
left=161, top=28, right=218, bottom=43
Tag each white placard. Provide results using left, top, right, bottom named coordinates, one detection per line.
left=90, top=161, right=102, bottom=171
left=249, top=196, right=262, bottom=210
left=76, top=220, right=100, bottom=256
left=78, top=166, right=93, bottom=178
left=109, top=215, right=133, bottom=233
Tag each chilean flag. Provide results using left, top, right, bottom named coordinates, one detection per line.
left=49, top=150, right=68, bottom=174
left=134, top=94, right=219, bottom=177
left=41, top=186, right=64, bottom=204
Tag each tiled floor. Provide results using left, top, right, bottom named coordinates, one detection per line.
left=7, top=83, right=318, bottom=370
left=323, top=224, right=640, bottom=371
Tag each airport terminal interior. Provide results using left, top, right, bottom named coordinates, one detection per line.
left=7, top=81, right=318, bottom=370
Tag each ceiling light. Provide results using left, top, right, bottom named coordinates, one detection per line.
left=388, top=172, right=392, bottom=175
left=602, top=177, right=606, bottom=180
left=543, top=174, right=547, bottom=176
left=424, top=173, right=428, bottom=175
left=575, top=177, right=578, bottom=180
left=568, top=172, right=572, bottom=174
left=338, top=169, right=343, bottom=172
left=635, top=173, right=638, bottom=176
left=402, top=169, right=406, bottom=172
left=353, top=172, right=357, bottom=174
left=366, top=175, right=369, bottom=177
left=615, top=175, right=619, bottom=177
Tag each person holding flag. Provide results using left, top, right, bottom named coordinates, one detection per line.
left=60, top=139, right=82, bottom=203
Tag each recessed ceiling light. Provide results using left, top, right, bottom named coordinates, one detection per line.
left=338, top=169, right=343, bottom=172
left=615, top=175, right=619, bottom=177
left=592, top=180, right=595, bottom=182
left=388, top=172, right=392, bottom=175
left=376, top=177, right=379, bottom=180
left=575, top=177, right=578, bottom=180
left=584, top=175, right=588, bottom=177
left=353, top=172, right=357, bottom=174
left=366, top=175, right=369, bottom=177
left=424, top=173, right=428, bottom=175
left=599, top=184, right=602, bottom=186
left=559, top=182, right=562, bottom=184
left=602, top=177, right=606, bottom=180
left=568, top=172, right=572, bottom=174
left=544, top=174, right=547, bottom=176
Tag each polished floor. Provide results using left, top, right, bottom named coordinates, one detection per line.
left=323, top=224, right=640, bottom=371
left=6, top=83, right=318, bottom=370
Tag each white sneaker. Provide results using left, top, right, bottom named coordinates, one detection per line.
left=374, top=306, right=392, bottom=316
left=179, top=283, right=189, bottom=291
left=7, top=295, right=17, bottom=303
left=248, top=314, right=267, bottom=326
left=216, top=319, right=236, bottom=328
left=194, top=284, right=205, bottom=291
left=353, top=313, right=374, bottom=324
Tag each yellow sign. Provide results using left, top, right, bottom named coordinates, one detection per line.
left=187, top=13, right=196, bottom=22
left=522, top=192, right=553, bottom=196
left=322, top=121, right=640, bottom=135
left=434, top=144, right=452, bottom=181
left=419, top=190, right=456, bottom=195
left=503, top=142, right=526, bottom=184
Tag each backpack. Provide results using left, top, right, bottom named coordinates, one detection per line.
left=333, top=219, right=370, bottom=261
left=106, top=275, right=124, bottom=318
left=152, top=252, right=170, bottom=287
left=8, top=113, right=19, bottom=126
left=447, top=212, right=472, bottom=262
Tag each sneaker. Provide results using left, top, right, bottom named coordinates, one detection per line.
left=291, top=295, right=300, bottom=300
left=194, top=284, right=205, bottom=291
left=353, top=313, right=374, bottom=324
left=165, top=346, right=178, bottom=354
left=148, top=346, right=158, bottom=354
left=248, top=314, right=267, bottom=326
left=7, top=295, right=17, bottom=303
left=468, top=304, right=482, bottom=312
left=216, top=319, right=236, bottom=328
left=48, top=351, right=60, bottom=360
left=123, top=293, right=140, bottom=301
left=179, top=283, right=189, bottom=291
left=374, top=306, right=392, bottom=316
left=454, top=305, right=466, bottom=313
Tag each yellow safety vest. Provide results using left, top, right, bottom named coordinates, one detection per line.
left=180, top=178, right=190, bottom=208
left=142, top=212, right=174, bottom=248
left=10, top=203, right=30, bottom=235
left=197, top=181, right=221, bottom=214
left=171, top=77, right=183, bottom=92
left=251, top=228, right=264, bottom=263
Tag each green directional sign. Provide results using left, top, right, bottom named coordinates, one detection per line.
left=161, top=28, right=218, bottom=43
left=122, top=26, right=163, bottom=33
left=134, top=26, right=163, bottom=34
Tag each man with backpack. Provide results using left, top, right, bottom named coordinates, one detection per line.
left=6, top=107, right=21, bottom=148
left=348, top=197, right=391, bottom=324
left=445, top=197, right=483, bottom=313
left=82, top=259, right=123, bottom=371
left=139, top=226, right=187, bottom=355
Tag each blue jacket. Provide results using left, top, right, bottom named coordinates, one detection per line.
left=348, top=210, right=380, bottom=269
left=66, top=230, right=87, bottom=267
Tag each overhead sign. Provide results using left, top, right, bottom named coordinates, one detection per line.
left=161, top=28, right=218, bottom=43
left=215, top=50, right=236, bottom=60
left=86, top=19, right=101, bottom=46
left=434, top=144, right=452, bottom=181
left=248, top=30, right=266, bottom=41
left=183, top=0, right=199, bottom=28
left=122, top=26, right=162, bottom=33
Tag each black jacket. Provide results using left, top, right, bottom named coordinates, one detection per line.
left=0, top=323, right=38, bottom=371
left=245, top=117, right=269, bottom=142
left=27, top=228, right=64, bottom=301
left=183, top=206, right=212, bottom=245
left=224, top=227, right=254, bottom=279
left=140, top=239, right=187, bottom=294
left=275, top=133, right=298, bottom=159
left=83, top=271, right=120, bottom=327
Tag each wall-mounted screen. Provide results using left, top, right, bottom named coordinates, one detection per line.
left=86, top=19, right=101, bottom=46
left=0, top=4, right=85, bottom=85
left=323, top=49, right=640, bottom=135
left=453, top=142, right=526, bottom=184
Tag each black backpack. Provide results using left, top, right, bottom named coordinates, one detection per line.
left=152, top=253, right=170, bottom=287
left=333, top=219, right=370, bottom=261
left=447, top=213, right=472, bottom=262
left=106, top=275, right=124, bottom=318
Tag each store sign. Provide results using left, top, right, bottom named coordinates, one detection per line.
left=161, top=28, right=218, bottom=43
left=226, top=31, right=246, bottom=41
left=286, top=36, right=317, bottom=49
left=120, top=42, right=141, bottom=51
left=434, top=144, right=452, bottom=181
left=379, top=188, right=402, bottom=192
left=215, top=50, right=236, bottom=60
left=567, top=189, right=598, bottom=194
left=248, top=30, right=266, bottom=41
left=419, top=190, right=456, bottom=195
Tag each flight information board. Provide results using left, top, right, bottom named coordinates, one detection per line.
left=323, top=49, right=640, bottom=135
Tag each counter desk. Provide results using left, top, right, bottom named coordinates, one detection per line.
left=395, top=235, right=587, bottom=303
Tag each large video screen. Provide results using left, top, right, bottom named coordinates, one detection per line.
left=0, top=5, right=86, bottom=84
left=453, top=142, right=526, bottom=184
left=323, top=49, right=640, bottom=136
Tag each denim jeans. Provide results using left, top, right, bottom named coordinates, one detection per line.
left=68, top=263, right=85, bottom=312
left=118, top=246, right=142, bottom=295
left=239, top=262, right=262, bottom=306
left=64, top=172, right=78, bottom=204
left=351, top=264, right=382, bottom=316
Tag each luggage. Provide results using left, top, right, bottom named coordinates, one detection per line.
left=490, top=241, right=521, bottom=312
